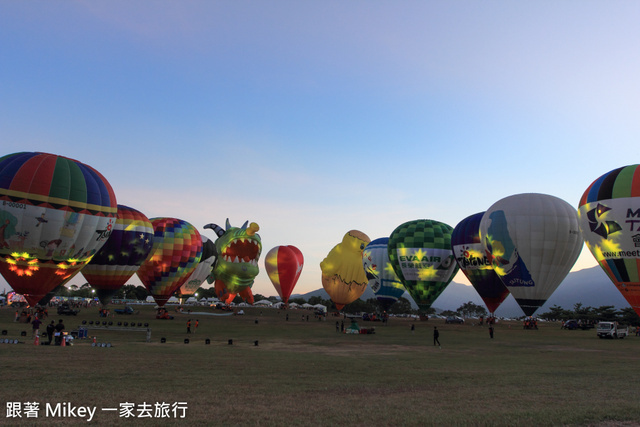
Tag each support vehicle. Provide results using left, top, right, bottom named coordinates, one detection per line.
left=57, top=303, right=79, bottom=316
left=597, top=321, right=629, bottom=339
left=114, top=306, right=137, bottom=315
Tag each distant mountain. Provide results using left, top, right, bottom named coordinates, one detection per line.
left=293, top=266, right=630, bottom=318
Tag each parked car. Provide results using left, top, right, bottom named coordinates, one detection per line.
left=445, top=316, right=464, bottom=324
left=57, top=303, right=79, bottom=316
left=562, top=319, right=595, bottom=330
left=114, top=306, right=137, bottom=315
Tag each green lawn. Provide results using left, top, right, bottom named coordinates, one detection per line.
left=1, top=304, right=638, bottom=426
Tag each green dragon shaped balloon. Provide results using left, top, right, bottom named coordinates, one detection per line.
left=204, top=219, right=262, bottom=304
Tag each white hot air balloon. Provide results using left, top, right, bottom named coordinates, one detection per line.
left=479, top=193, right=583, bottom=316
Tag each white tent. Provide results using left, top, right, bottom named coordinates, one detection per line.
left=254, top=299, right=273, bottom=306
left=302, top=303, right=314, bottom=309
left=313, top=304, right=327, bottom=313
left=289, top=302, right=300, bottom=308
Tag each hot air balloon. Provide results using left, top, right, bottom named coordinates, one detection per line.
left=480, top=193, right=582, bottom=316
left=81, top=205, right=154, bottom=305
left=204, top=219, right=262, bottom=304
left=451, top=213, right=509, bottom=315
left=176, top=235, right=216, bottom=302
left=578, top=165, right=640, bottom=317
left=362, top=237, right=406, bottom=311
left=388, top=220, right=458, bottom=312
left=320, top=230, right=370, bottom=310
left=136, top=217, right=202, bottom=307
left=0, top=152, right=117, bottom=306
left=265, top=245, right=304, bottom=306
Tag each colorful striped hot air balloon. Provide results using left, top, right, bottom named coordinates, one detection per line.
left=0, top=152, right=117, bottom=306
left=136, top=218, right=202, bottom=307
left=81, top=205, right=154, bottom=305
left=578, top=165, right=640, bottom=317
left=176, top=235, right=216, bottom=302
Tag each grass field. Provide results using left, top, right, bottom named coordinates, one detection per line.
left=1, top=304, right=640, bottom=426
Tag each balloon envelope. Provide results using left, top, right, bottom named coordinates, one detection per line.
left=320, top=230, right=370, bottom=310
left=451, top=212, right=509, bottom=314
left=362, top=237, right=406, bottom=311
left=265, top=245, right=304, bottom=304
left=388, top=220, right=458, bottom=311
left=81, top=205, right=154, bottom=305
left=176, top=235, right=216, bottom=299
left=0, top=152, right=117, bottom=306
left=136, top=218, right=202, bottom=307
left=207, top=219, right=262, bottom=304
left=578, top=165, right=640, bottom=316
left=480, top=193, right=582, bottom=316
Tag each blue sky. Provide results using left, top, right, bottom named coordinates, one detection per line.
left=2, top=1, right=639, bottom=297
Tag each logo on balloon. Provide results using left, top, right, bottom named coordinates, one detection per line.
left=94, top=219, right=114, bottom=241
left=455, top=245, right=491, bottom=269
left=586, top=203, right=621, bottom=238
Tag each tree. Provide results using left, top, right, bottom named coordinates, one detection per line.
left=456, top=301, right=487, bottom=318
left=308, top=296, right=327, bottom=306
left=618, top=307, right=640, bottom=326
left=133, top=286, right=149, bottom=301
left=538, top=305, right=572, bottom=321
left=594, top=305, right=618, bottom=321
left=387, top=298, right=416, bottom=315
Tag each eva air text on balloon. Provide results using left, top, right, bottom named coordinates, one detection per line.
left=396, top=248, right=454, bottom=281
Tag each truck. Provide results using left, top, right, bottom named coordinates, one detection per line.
left=597, top=321, right=629, bottom=339
left=114, top=306, right=137, bottom=315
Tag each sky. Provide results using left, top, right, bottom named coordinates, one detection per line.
left=2, top=1, right=640, bottom=299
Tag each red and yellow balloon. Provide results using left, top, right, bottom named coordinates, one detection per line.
left=264, top=245, right=304, bottom=305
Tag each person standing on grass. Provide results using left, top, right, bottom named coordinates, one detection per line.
left=54, top=319, right=65, bottom=345
left=31, top=315, right=42, bottom=339
left=194, top=319, right=199, bottom=333
left=433, top=326, right=440, bottom=347
left=46, top=320, right=55, bottom=345
left=187, top=319, right=192, bottom=334
left=489, top=325, right=494, bottom=339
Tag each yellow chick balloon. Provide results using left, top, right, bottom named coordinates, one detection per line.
left=320, top=230, right=371, bottom=310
